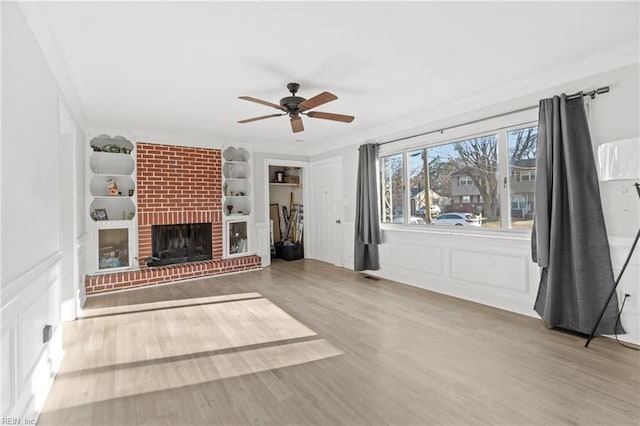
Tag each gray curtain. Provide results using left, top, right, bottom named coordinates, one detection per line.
left=354, top=143, right=381, bottom=271
left=531, top=94, right=623, bottom=335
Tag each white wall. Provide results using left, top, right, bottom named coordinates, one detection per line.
left=311, top=64, right=640, bottom=345
left=1, top=2, right=85, bottom=420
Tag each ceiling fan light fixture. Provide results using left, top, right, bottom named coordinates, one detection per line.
left=238, top=82, right=355, bottom=133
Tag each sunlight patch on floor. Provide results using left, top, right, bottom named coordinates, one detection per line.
left=44, top=294, right=343, bottom=411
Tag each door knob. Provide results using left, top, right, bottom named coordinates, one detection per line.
left=335, top=219, right=341, bottom=224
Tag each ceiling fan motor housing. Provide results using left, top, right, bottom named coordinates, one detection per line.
left=280, top=96, right=305, bottom=115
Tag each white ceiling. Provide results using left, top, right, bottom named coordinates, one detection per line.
left=24, top=1, right=639, bottom=154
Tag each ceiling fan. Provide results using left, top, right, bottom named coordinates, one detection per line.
left=237, top=82, right=355, bottom=133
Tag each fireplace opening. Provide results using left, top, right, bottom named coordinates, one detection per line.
left=148, top=223, right=212, bottom=267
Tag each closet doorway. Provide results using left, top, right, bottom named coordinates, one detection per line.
left=264, top=160, right=308, bottom=267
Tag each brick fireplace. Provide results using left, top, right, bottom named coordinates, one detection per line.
left=85, top=142, right=261, bottom=294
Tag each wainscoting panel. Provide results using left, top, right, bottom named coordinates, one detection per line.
left=1, top=324, right=15, bottom=416
left=18, top=276, right=60, bottom=390
left=450, top=249, right=528, bottom=293
left=374, top=228, right=538, bottom=318
left=0, top=252, right=63, bottom=421
left=607, top=236, right=639, bottom=344
left=392, top=242, right=443, bottom=276
left=342, top=223, right=355, bottom=271
left=77, top=234, right=87, bottom=310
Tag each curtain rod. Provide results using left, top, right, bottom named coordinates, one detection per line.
left=377, top=86, right=609, bottom=147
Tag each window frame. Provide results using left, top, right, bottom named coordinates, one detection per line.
left=378, top=117, right=538, bottom=233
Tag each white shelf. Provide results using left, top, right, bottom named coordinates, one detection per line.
left=270, top=182, right=300, bottom=187
left=92, top=195, right=134, bottom=199
left=87, top=132, right=138, bottom=273
left=222, top=146, right=253, bottom=258
left=92, top=173, right=132, bottom=177
left=90, top=151, right=135, bottom=175
left=222, top=146, right=252, bottom=217
left=93, top=219, right=135, bottom=227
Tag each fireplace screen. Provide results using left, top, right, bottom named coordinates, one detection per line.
left=149, top=223, right=212, bottom=266
left=99, top=228, right=129, bottom=270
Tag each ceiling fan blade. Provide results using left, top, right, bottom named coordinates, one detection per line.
left=238, top=113, right=286, bottom=123
left=238, top=96, right=287, bottom=112
left=298, top=92, right=337, bottom=111
left=291, top=117, right=304, bottom=133
left=306, top=111, right=355, bottom=123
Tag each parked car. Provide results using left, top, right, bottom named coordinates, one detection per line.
left=416, top=206, right=441, bottom=217
left=393, top=216, right=427, bottom=224
left=432, top=212, right=481, bottom=227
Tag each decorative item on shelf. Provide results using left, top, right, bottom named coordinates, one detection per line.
left=276, top=171, right=284, bottom=182
left=227, top=205, right=233, bottom=215
left=90, top=143, right=102, bottom=152
left=238, top=192, right=245, bottom=196
left=94, top=209, right=108, bottom=221
left=102, top=144, right=122, bottom=153
left=121, top=147, right=131, bottom=154
left=107, top=179, right=119, bottom=196
left=128, top=189, right=134, bottom=196
left=127, top=211, right=135, bottom=220
left=90, top=211, right=98, bottom=221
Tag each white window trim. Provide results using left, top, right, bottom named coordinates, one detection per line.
left=378, top=116, right=538, bottom=234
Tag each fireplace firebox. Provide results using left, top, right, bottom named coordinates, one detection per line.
left=148, top=223, right=212, bottom=267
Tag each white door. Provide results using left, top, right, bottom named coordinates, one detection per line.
left=310, top=157, right=343, bottom=266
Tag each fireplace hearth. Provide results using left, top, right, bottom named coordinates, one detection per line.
left=148, top=223, right=212, bottom=267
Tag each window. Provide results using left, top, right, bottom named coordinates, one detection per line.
left=427, top=134, right=499, bottom=227
left=517, top=170, right=536, bottom=181
left=508, top=126, right=537, bottom=228
left=408, top=149, right=426, bottom=220
left=380, top=153, right=404, bottom=223
left=511, top=194, right=527, bottom=209
left=458, top=176, right=473, bottom=185
left=379, top=123, right=537, bottom=230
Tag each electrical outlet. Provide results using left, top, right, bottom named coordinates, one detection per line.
left=42, top=324, right=52, bottom=343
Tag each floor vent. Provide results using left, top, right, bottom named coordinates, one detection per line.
left=362, top=274, right=380, bottom=281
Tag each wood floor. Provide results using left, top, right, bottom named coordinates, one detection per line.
left=39, top=259, right=640, bottom=425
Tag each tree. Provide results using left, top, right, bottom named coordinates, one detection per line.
left=449, top=127, right=537, bottom=221
left=509, top=127, right=537, bottom=164
left=428, top=153, right=456, bottom=198
left=509, top=127, right=537, bottom=179
left=453, top=136, right=499, bottom=220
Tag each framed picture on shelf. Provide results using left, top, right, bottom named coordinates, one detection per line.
left=94, top=208, right=108, bottom=221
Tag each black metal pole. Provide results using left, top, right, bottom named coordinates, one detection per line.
left=585, top=182, right=640, bottom=347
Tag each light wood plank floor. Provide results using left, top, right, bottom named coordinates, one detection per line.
left=39, top=259, right=640, bottom=425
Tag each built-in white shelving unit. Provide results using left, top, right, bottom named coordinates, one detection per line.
left=86, top=132, right=137, bottom=273
left=222, top=146, right=253, bottom=258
